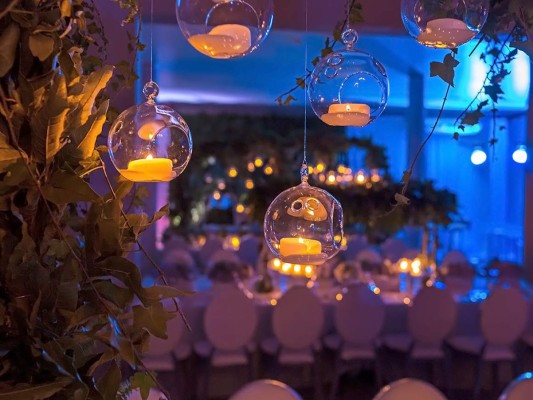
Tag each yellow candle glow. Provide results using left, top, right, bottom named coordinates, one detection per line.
left=137, top=120, right=165, bottom=140
left=411, top=258, right=422, bottom=277
left=120, top=155, right=175, bottom=182
left=321, top=103, right=371, bottom=127
left=280, top=237, right=322, bottom=258
left=417, top=18, right=475, bottom=49
left=188, top=24, right=252, bottom=58
left=398, top=258, right=410, bottom=272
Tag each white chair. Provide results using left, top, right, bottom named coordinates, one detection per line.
left=447, top=286, right=528, bottom=400
left=229, top=379, right=303, bottom=400
left=199, top=235, right=224, bottom=271
left=373, top=378, right=447, bottom=400
left=383, top=286, right=456, bottom=389
left=261, top=285, right=325, bottom=399
left=207, top=249, right=241, bottom=270
left=499, top=372, right=533, bottom=400
left=355, top=248, right=383, bottom=265
left=127, top=388, right=168, bottom=400
left=344, top=235, right=369, bottom=261
left=194, top=288, right=258, bottom=400
left=325, top=283, right=386, bottom=399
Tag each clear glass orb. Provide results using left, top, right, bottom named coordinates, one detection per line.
left=176, top=0, right=274, bottom=59
left=108, top=82, right=192, bottom=182
left=264, top=176, right=344, bottom=266
left=401, top=0, right=489, bottom=49
left=308, top=29, right=389, bottom=128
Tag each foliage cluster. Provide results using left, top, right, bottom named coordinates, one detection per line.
left=0, top=1, right=181, bottom=398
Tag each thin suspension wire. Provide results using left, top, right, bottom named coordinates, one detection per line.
left=150, top=0, right=154, bottom=83
left=302, top=0, right=309, bottom=168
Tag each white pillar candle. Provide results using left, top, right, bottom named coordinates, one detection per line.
left=320, top=103, right=371, bottom=127
left=188, top=24, right=252, bottom=58
left=120, top=155, right=175, bottom=182
left=417, top=18, right=475, bottom=49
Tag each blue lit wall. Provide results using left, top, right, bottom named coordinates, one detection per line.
left=147, top=24, right=530, bottom=264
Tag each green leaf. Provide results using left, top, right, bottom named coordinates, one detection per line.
left=28, top=33, right=56, bottom=62
left=93, top=280, right=133, bottom=308
left=42, top=340, right=79, bottom=378
left=0, top=24, right=20, bottom=77
left=30, top=74, right=69, bottom=164
left=93, top=257, right=144, bottom=301
left=68, top=304, right=103, bottom=330
left=56, top=281, right=79, bottom=312
left=0, top=378, right=72, bottom=400
left=69, top=66, right=113, bottom=127
left=429, top=53, right=460, bottom=86
left=394, top=193, right=411, bottom=206
left=41, top=170, right=100, bottom=204
left=130, top=372, right=156, bottom=400
left=511, top=39, right=533, bottom=60
left=63, top=100, right=109, bottom=164
left=461, top=109, right=484, bottom=125
left=296, top=78, right=305, bottom=89
left=0, top=133, right=22, bottom=170
left=453, top=132, right=459, bottom=140
left=283, top=95, right=296, bottom=106
left=484, top=84, right=503, bottom=103
left=133, top=302, right=174, bottom=338
left=96, top=362, right=121, bottom=400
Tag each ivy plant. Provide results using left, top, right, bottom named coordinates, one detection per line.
left=0, top=1, right=183, bottom=399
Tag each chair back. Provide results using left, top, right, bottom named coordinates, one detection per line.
left=199, top=236, right=224, bottom=268
left=273, top=286, right=324, bottom=350
left=208, top=249, right=241, bottom=270
left=481, top=286, right=528, bottom=346
left=229, top=379, right=303, bottom=400
left=408, top=286, right=457, bottom=345
left=127, top=388, right=168, bottom=400
left=335, top=283, right=385, bottom=346
left=344, top=235, right=368, bottom=260
left=204, top=289, right=257, bottom=351
left=499, top=372, right=533, bottom=400
left=373, top=378, right=447, bottom=400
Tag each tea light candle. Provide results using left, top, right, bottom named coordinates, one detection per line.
left=279, top=237, right=322, bottom=258
left=410, top=258, right=422, bottom=277
left=321, top=103, right=371, bottom=127
left=188, top=24, right=252, bottom=57
left=417, top=18, right=475, bottom=48
left=120, top=154, right=174, bottom=182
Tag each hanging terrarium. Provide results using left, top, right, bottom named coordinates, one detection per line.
left=401, top=0, right=489, bottom=48
left=264, top=165, right=344, bottom=265
left=308, top=28, right=389, bottom=128
left=176, top=0, right=274, bottom=59
left=108, top=81, right=193, bottom=182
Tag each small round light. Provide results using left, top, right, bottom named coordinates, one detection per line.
left=264, top=166, right=273, bottom=175
left=213, top=191, right=221, bottom=200
left=247, top=162, right=255, bottom=172
left=228, top=166, right=238, bottom=177
left=245, top=179, right=254, bottom=189
left=512, top=145, right=528, bottom=164
left=471, top=148, right=487, bottom=165
left=236, top=203, right=245, bottom=213
left=254, top=157, right=264, bottom=168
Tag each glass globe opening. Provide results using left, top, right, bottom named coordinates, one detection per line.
left=176, top=0, right=274, bottom=59
left=264, top=181, right=344, bottom=265
left=308, top=29, right=389, bottom=128
left=401, top=0, right=489, bottom=49
left=108, top=83, right=192, bottom=183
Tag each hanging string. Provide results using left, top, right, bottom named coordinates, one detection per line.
left=150, top=0, right=154, bottom=83
left=301, top=0, right=309, bottom=181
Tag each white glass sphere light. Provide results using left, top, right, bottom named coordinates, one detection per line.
left=401, top=0, right=490, bottom=49
left=471, top=148, right=487, bottom=165
left=176, top=0, right=274, bottom=59
left=308, top=28, right=389, bottom=128
left=108, top=81, right=192, bottom=182
left=512, top=145, right=528, bottom=164
left=264, top=165, right=344, bottom=266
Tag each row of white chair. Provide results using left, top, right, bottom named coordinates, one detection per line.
left=128, top=374, right=533, bottom=400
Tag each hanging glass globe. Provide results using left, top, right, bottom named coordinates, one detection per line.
left=308, top=28, right=389, bottom=128
left=176, top=0, right=274, bottom=59
left=264, top=165, right=344, bottom=266
left=108, top=81, right=192, bottom=182
left=401, top=0, right=489, bottom=49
